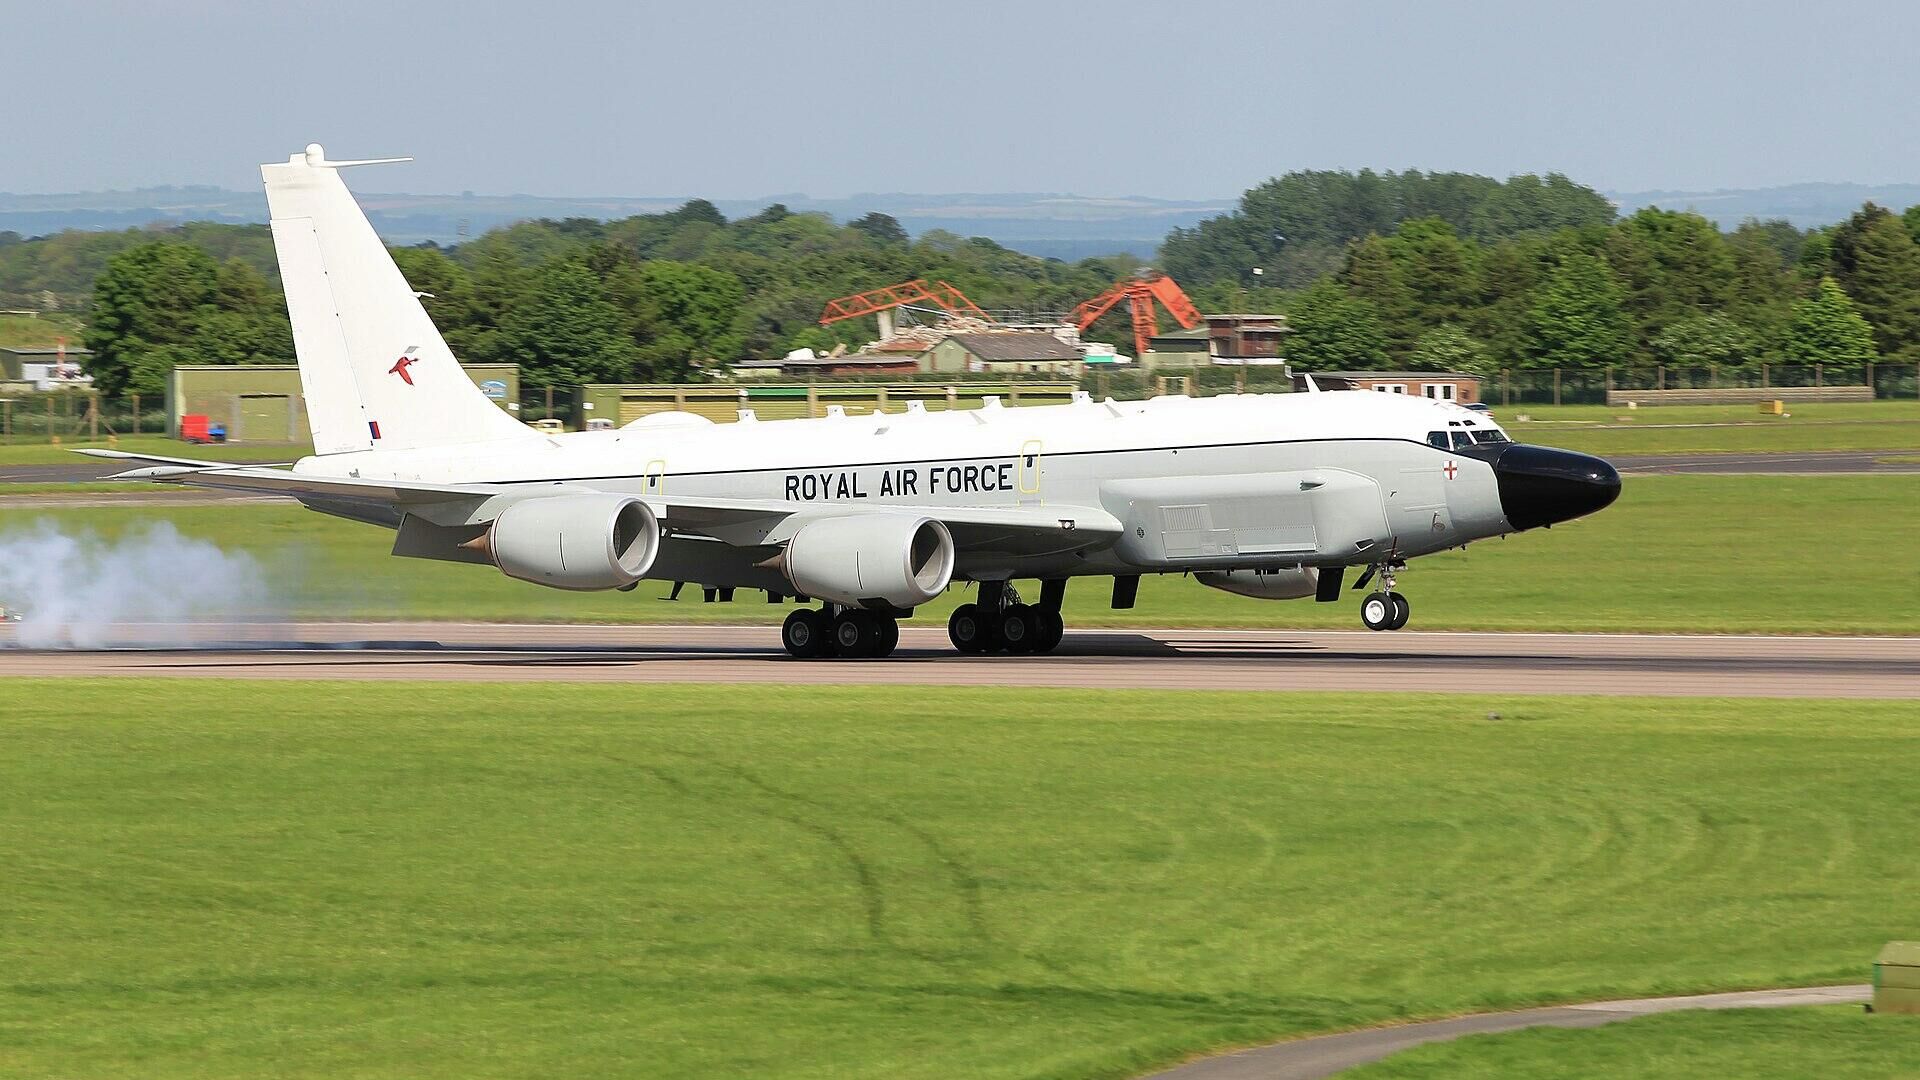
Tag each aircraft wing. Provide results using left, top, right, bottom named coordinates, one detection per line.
left=90, top=457, right=1120, bottom=553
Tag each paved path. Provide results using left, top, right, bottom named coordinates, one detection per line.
left=2, top=624, right=1915, bottom=697
left=1145, top=984, right=1870, bottom=1079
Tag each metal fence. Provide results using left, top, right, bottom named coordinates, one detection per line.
left=0, top=391, right=169, bottom=443
left=1491, top=363, right=1920, bottom=406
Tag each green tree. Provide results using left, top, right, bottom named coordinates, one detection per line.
left=496, top=258, right=641, bottom=387
left=1162, top=169, right=1612, bottom=289
left=1410, top=324, right=1493, bottom=376
left=1285, top=279, right=1390, bottom=369
left=1387, top=217, right=1477, bottom=328
left=1340, top=234, right=1415, bottom=354
left=1526, top=246, right=1631, bottom=369
left=1903, top=205, right=1920, bottom=248
left=1783, top=276, right=1878, bottom=366
left=1600, top=209, right=1738, bottom=364
left=611, top=260, right=746, bottom=378
left=848, top=212, right=908, bottom=246
left=1826, top=203, right=1920, bottom=361
left=1650, top=313, right=1757, bottom=368
left=83, top=241, right=290, bottom=396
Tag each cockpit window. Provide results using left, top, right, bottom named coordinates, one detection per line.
left=1427, top=431, right=1449, bottom=450
left=1450, top=430, right=1474, bottom=451
left=1472, top=429, right=1511, bottom=444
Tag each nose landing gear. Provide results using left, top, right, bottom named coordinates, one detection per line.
left=1358, top=563, right=1411, bottom=631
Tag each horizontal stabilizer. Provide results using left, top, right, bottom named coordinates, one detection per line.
left=74, top=448, right=292, bottom=470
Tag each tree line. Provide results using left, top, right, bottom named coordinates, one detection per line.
left=1170, top=171, right=1911, bottom=374
left=9, top=168, right=1920, bottom=397
left=59, top=202, right=1146, bottom=396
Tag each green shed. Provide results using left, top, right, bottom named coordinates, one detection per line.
left=167, top=363, right=519, bottom=444
left=1875, top=941, right=1920, bottom=1014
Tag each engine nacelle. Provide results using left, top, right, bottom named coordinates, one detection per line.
left=474, top=494, right=660, bottom=591
left=782, top=514, right=954, bottom=610
left=1195, top=566, right=1319, bottom=600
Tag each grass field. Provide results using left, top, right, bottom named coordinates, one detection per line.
left=1501, top=401, right=1920, bottom=454
left=1346, top=1006, right=1920, bottom=1079
left=1, top=683, right=1912, bottom=1079
left=0, top=436, right=287, bottom=466
left=0, top=312, right=84, bottom=349
left=4, top=474, right=1915, bottom=633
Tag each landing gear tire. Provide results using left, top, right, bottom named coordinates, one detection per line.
left=832, top=610, right=882, bottom=658
left=1361, top=592, right=1395, bottom=632
left=1384, top=591, right=1410, bottom=631
left=1000, top=604, right=1040, bottom=654
left=1032, top=608, right=1065, bottom=653
left=949, top=604, right=991, bottom=653
left=874, top=616, right=900, bottom=658
left=782, top=609, right=830, bottom=658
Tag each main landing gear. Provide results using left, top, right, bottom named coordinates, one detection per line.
left=781, top=607, right=900, bottom=659
left=1358, top=563, right=1411, bottom=632
left=948, top=580, right=1066, bottom=655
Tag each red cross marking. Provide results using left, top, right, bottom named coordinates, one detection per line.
left=1443, top=460, right=1458, bottom=480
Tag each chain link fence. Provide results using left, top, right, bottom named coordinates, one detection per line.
left=1489, top=363, right=1920, bottom=406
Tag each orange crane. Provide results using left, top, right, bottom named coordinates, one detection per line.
left=818, top=279, right=990, bottom=327
left=1071, top=272, right=1204, bottom=359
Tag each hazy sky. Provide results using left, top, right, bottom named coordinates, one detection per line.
left=8, top=0, right=1920, bottom=199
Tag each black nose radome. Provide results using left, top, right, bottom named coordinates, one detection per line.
left=1493, top=444, right=1621, bottom=531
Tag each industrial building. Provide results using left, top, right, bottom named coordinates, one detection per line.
left=0, top=345, right=93, bottom=392
left=167, top=363, right=519, bottom=443
left=925, top=332, right=1087, bottom=375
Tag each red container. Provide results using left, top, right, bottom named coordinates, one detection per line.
left=180, top=414, right=210, bottom=442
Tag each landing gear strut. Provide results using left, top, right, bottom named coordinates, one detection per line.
left=781, top=606, right=900, bottom=659
left=1359, top=564, right=1411, bottom=632
left=949, top=580, right=1066, bottom=655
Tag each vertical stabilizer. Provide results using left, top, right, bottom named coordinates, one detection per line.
left=262, top=144, right=528, bottom=455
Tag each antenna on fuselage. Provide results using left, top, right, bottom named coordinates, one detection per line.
left=1302, top=374, right=1322, bottom=394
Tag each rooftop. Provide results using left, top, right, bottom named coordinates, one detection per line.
left=947, top=332, right=1083, bottom=363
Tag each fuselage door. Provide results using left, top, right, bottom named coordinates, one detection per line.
left=1018, top=440, right=1043, bottom=501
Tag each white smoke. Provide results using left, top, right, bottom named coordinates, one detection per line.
left=0, top=519, right=278, bottom=649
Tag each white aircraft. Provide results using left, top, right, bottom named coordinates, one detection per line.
left=88, top=144, right=1621, bottom=658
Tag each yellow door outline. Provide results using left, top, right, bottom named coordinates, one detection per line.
left=643, top=459, right=667, bottom=495
left=1018, top=440, right=1043, bottom=496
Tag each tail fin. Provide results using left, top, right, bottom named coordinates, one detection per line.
left=262, top=144, right=527, bottom=455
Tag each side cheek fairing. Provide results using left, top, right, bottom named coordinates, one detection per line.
left=1444, top=459, right=1512, bottom=542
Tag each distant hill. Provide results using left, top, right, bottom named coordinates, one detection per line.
left=0, top=187, right=1226, bottom=261
left=1608, top=182, right=1920, bottom=228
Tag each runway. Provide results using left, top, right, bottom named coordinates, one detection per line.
left=2, top=623, right=1916, bottom=697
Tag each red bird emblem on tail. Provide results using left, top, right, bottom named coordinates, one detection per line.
left=388, top=356, right=418, bottom=385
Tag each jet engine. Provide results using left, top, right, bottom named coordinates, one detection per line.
left=780, top=514, right=954, bottom=610
left=1195, top=566, right=1319, bottom=600
left=468, top=494, right=660, bottom=591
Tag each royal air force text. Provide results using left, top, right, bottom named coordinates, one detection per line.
left=784, top=461, right=1019, bottom=501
